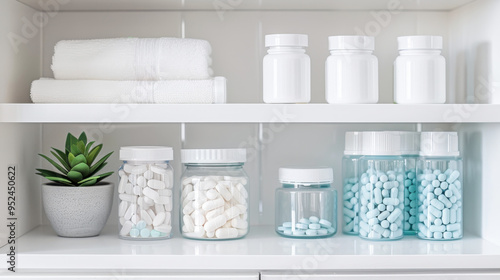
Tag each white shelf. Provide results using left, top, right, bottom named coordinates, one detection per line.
left=1, top=225, right=500, bottom=271
left=17, top=0, right=476, bottom=12
left=1, top=103, right=499, bottom=123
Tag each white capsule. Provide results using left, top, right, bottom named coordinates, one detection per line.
left=158, top=189, right=172, bottom=197
left=118, top=201, right=129, bottom=217
left=130, top=213, right=138, bottom=224
left=231, top=185, right=246, bottom=205
left=147, top=179, right=165, bottom=190
left=202, top=197, right=225, bottom=212
left=181, top=184, right=193, bottom=198
left=125, top=183, right=133, bottom=195
left=192, top=210, right=206, bottom=226
left=133, top=186, right=142, bottom=196
left=204, top=214, right=227, bottom=232
left=183, top=201, right=195, bottom=215
left=143, top=196, right=155, bottom=206
left=153, top=212, right=166, bottom=227
left=118, top=175, right=128, bottom=194
left=124, top=204, right=136, bottom=220
left=225, top=206, right=242, bottom=220
left=119, top=217, right=126, bottom=226
left=201, top=180, right=217, bottom=190
left=141, top=210, right=153, bottom=225
left=206, top=189, right=219, bottom=200
left=143, top=170, right=154, bottom=180
left=216, top=182, right=233, bottom=201
left=215, top=228, right=238, bottom=239
left=120, top=221, right=134, bottom=236
left=206, top=207, right=225, bottom=220
left=183, top=215, right=195, bottom=232
left=192, top=226, right=206, bottom=238
left=237, top=183, right=248, bottom=199
left=147, top=209, right=156, bottom=220
left=119, top=193, right=137, bottom=203
left=136, top=176, right=146, bottom=188
left=231, top=218, right=248, bottom=229
left=154, top=203, right=165, bottom=214
left=206, top=231, right=215, bottom=238
left=155, top=224, right=172, bottom=234
left=130, top=165, right=148, bottom=175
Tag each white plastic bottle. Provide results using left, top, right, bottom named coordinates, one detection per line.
left=394, top=36, right=446, bottom=104
left=263, top=34, right=310, bottom=104
left=326, top=36, right=378, bottom=104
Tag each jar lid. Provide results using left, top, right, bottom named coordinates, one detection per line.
left=120, top=146, right=173, bottom=161
left=420, top=132, right=460, bottom=157
left=399, top=131, right=420, bottom=155
left=398, top=36, right=443, bottom=50
left=265, top=34, right=308, bottom=47
left=361, top=131, right=401, bottom=156
left=329, top=36, right=374, bottom=50
left=344, top=131, right=363, bottom=155
left=279, top=167, right=333, bottom=184
left=181, top=149, right=246, bottom=163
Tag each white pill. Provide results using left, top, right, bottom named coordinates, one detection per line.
left=124, top=204, right=136, bottom=220
left=141, top=210, right=153, bottom=225
left=155, top=224, right=172, bottom=234
left=147, top=209, right=156, bottom=219
left=133, top=186, right=142, bottom=196
left=202, top=198, right=225, bottom=212
left=192, top=226, right=206, bottom=238
left=118, top=175, right=128, bottom=194
left=143, top=170, right=154, bottom=180
left=183, top=201, right=195, bottom=215
left=201, top=180, right=217, bottom=190
left=206, top=189, right=219, bottom=200
left=231, top=185, right=246, bottom=205
left=206, top=207, right=225, bottom=220
left=154, top=203, right=165, bottom=214
left=158, top=189, right=173, bottom=197
left=147, top=180, right=165, bottom=190
left=153, top=212, right=166, bottom=227
left=192, top=210, right=206, bottom=226
left=130, top=214, right=139, bottom=224
left=215, top=228, right=238, bottom=239
left=204, top=214, right=227, bottom=232
left=181, top=184, right=193, bottom=198
left=143, top=196, right=155, bottom=206
left=231, top=218, right=248, bottom=229
left=183, top=215, right=195, bottom=232
left=130, top=165, right=148, bottom=175
left=225, top=206, right=242, bottom=220
left=222, top=221, right=232, bottom=228
left=206, top=231, right=215, bottom=238
left=118, top=201, right=129, bottom=217
left=120, top=221, right=134, bottom=236
left=119, top=217, right=126, bottom=226
left=157, top=196, right=172, bottom=207
left=237, top=183, right=249, bottom=199
left=216, top=182, right=233, bottom=201
left=383, top=198, right=399, bottom=206
left=387, top=208, right=402, bottom=223
left=151, top=165, right=168, bottom=175
left=125, top=183, right=133, bottom=195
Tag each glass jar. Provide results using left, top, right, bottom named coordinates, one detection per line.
left=275, top=167, right=337, bottom=238
left=263, top=34, right=311, bottom=104
left=399, top=131, right=420, bottom=235
left=326, top=36, right=378, bottom=104
left=417, top=132, right=463, bottom=240
left=342, top=132, right=362, bottom=235
left=180, top=149, right=249, bottom=240
left=118, top=146, right=174, bottom=240
left=358, top=132, right=405, bottom=240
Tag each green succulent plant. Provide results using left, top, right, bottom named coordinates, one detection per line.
left=36, top=132, right=114, bottom=186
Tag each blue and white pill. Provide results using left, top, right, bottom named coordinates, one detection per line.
left=377, top=204, right=386, bottom=211
left=293, top=229, right=306, bottom=236
left=434, top=188, right=443, bottom=196
left=140, top=228, right=151, bottom=238
left=386, top=205, right=395, bottom=212
left=390, top=223, right=398, bottom=232
left=136, top=220, right=147, bottom=230
left=306, top=229, right=318, bottom=236
left=381, top=220, right=390, bottom=228
left=299, top=218, right=310, bottom=225
left=432, top=180, right=440, bottom=187
left=433, top=232, right=443, bottom=239
left=150, top=230, right=161, bottom=238
left=438, top=174, right=447, bottom=182
left=380, top=175, right=388, bottom=182
left=129, top=228, right=140, bottom=238
left=443, top=232, right=453, bottom=239
left=319, top=219, right=332, bottom=228
left=309, top=216, right=319, bottom=223
left=309, top=223, right=321, bottom=230
left=375, top=182, right=383, bottom=188
left=296, top=223, right=309, bottom=230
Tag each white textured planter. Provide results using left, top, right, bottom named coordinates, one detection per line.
left=42, top=183, right=114, bottom=237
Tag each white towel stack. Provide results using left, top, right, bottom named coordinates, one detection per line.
left=31, top=37, right=226, bottom=104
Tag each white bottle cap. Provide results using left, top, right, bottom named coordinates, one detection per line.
left=361, top=131, right=401, bottom=156
left=345, top=131, right=363, bottom=155
left=399, top=131, right=420, bottom=155
left=120, top=146, right=173, bottom=161
left=398, top=36, right=443, bottom=50
left=329, top=36, right=374, bottom=51
left=181, top=149, right=246, bottom=163
left=279, top=167, right=333, bottom=184
left=265, top=34, right=308, bottom=47
left=420, top=132, right=460, bottom=157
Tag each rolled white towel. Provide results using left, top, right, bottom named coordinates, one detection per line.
left=52, top=37, right=213, bottom=81
left=30, top=77, right=226, bottom=104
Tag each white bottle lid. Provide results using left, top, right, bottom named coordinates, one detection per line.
left=361, top=131, right=401, bottom=156
left=420, top=132, right=460, bottom=157
left=120, top=146, right=173, bottom=161
left=329, top=36, right=374, bottom=51
left=181, top=149, right=246, bottom=163
left=399, top=131, right=420, bottom=155
left=265, top=34, right=308, bottom=47
left=345, top=131, right=363, bottom=155
left=279, top=167, right=333, bottom=184
left=398, top=36, right=443, bottom=50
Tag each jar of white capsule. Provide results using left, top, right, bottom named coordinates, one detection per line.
left=275, top=167, right=337, bottom=238
left=326, top=36, right=378, bottom=104
left=417, top=132, right=463, bottom=240
left=394, top=36, right=446, bottom=104
left=180, top=149, right=249, bottom=240
left=342, top=131, right=362, bottom=235
left=263, top=34, right=311, bottom=103
left=118, top=146, right=174, bottom=240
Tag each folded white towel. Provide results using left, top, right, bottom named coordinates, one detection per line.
left=52, top=38, right=214, bottom=81
left=30, top=77, right=226, bottom=104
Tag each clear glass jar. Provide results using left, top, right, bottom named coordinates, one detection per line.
left=358, top=132, right=404, bottom=240
left=326, top=36, right=378, bottom=104
left=263, top=34, right=311, bottom=104
left=275, top=167, right=337, bottom=238
left=399, top=131, right=420, bottom=235
left=342, top=131, right=362, bottom=235
left=180, top=149, right=249, bottom=240
left=416, top=132, right=463, bottom=240
left=118, top=147, right=174, bottom=240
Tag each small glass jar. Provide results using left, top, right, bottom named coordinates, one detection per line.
left=180, top=149, right=249, bottom=240
left=118, top=146, right=174, bottom=240
left=358, top=132, right=405, bottom=241
left=394, top=36, right=446, bottom=104
left=275, top=167, right=337, bottom=238
left=263, top=34, right=311, bottom=104
left=399, top=131, right=420, bottom=235
left=326, top=36, right=378, bottom=104
left=417, top=132, right=463, bottom=240
left=342, top=132, right=362, bottom=235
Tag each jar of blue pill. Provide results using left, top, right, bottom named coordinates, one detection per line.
left=399, top=131, right=420, bottom=235
left=342, top=132, right=362, bottom=235
left=416, top=132, right=463, bottom=240
left=275, top=167, right=337, bottom=238
left=358, top=132, right=405, bottom=240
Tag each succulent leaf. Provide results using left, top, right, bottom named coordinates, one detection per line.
left=67, top=171, right=83, bottom=183
left=46, top=177, right=73, bottom=185
left=70, top=143, right=80, bottom=156
left=65, top=133, right=78, bottom=155
left=87, top=144, right=102, bottom=166
left=70, top=154, right=87, bottom=168
left=50, top=151, right=70, bottom=171
left=78, top=132, right=87, bottom=144
left=71, top=162, right=90, bottom=177
left=39, top=154, right=67, bottom=174
left=53, top=148, right=70, bottom=166
left=36, top=169, right=69, bottom=180
left=78, top=176, right=99, bottom=186
left=95, top=172, right=114, bottom=183
left=90, top=151, right=113, bottom=174
left=77, top=140, right=86, bottom=155
left=85, top=141, right=95, bottom=157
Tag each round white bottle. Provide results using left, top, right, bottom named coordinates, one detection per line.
left=326, top=36, right=378, bottom=104
left=394, top=36, right=446, bottom=104
left=263, top=34, right=310, bottom=104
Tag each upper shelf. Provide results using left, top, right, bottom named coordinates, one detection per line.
left=17, top=0, right=477, bottom=12
left=0, top=103, right=498, bottom=124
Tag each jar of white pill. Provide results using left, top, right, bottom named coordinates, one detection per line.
left=326, top=36, right=378, bottom=104
left=399, top=131, right=420, bottom=235
left=342, top=132, right=362, bottom=235
left=118, top=146, right=174, bottom=240
left=416, top=132, right=463, bottom=240
left=394, top=36, right=446, bottom=104
left=263, top=34, right=311, bottom=104
left=275, top=167, right=337, bottom=238
left=180, top=149, right=249, bottom=240
left=358, top=132, right=405, bottom=240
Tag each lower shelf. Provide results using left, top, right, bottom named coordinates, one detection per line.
left=2, top=225, right=500, bottom=271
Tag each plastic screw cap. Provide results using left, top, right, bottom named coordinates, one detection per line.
left=361, top=131, right=401, bottom=156
left=279, top=167, right=334, bottom=184
left=345, top=131, right=363, bottom=155
left=398, top=36, right=443, bottom=50
left=329, top=36, right=374, bottom=50
left=420, top=132, right=459, bottom=157
left=120, top=146, right=174, bottom=161
left=265, top=34, right=308, bottom=47
left=181, top=149, right=247, bottom=163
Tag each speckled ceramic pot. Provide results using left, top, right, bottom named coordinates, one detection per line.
left=42, top=183, right=114, bottom=237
